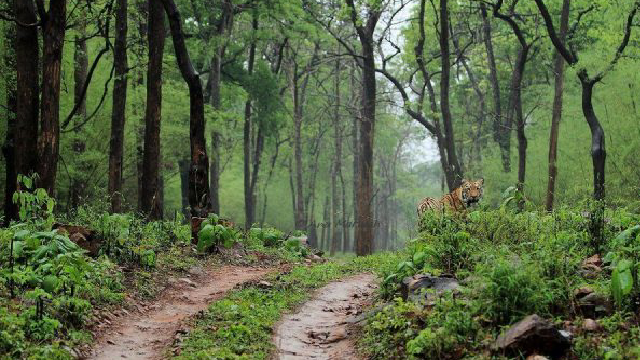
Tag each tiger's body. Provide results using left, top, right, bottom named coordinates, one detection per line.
left=417, top=179, right=484, bottom=219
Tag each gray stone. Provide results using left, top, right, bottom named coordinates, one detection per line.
left=493, top=314, right=570, bottom=359
left=401, top=274, right=459, bottom=304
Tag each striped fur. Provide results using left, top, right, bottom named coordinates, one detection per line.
left=417, top=178, right=484, bottom=218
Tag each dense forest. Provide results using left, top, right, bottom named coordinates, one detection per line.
left=1, top=0, right=640, bottom=359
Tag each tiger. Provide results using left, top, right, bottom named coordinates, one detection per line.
left=417, top=178, right=484, bottom=219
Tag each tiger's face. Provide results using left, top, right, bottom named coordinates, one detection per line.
left=460, top=178, right=484, bottom=205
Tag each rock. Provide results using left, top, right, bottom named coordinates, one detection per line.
left=178, top=278, right=196, bottom=287
left=526, top=356, right=550, bottom=360
left=401, top=274, right=459, bottom=304
left=582, top=319, right=600, bottom=332
left=582, top=254, right=603, bottom=268
left=187, top=266, right=205, bottom=277
left=54, top=224, right=102, bottom=257
left=493, top=314, right=570, bottom=359
left=573, top=287, right=594, bottom=298
left=576, top=292, right=611, bottom=318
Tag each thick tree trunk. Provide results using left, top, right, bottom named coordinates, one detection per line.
left=480, top=2, right=506, bottom=171
left=109, top=0, right=129, bottom=213
left=355, top=39, right=376, bottom=256
left=546, top=0, right=570, bottom=211
left=351, top=65, right=359, bottom=253
left=439, top=0, right=463, bottom=188
left=9, top=0, right=39, bottom=222
left=140, top=0, right=165, bottom=220
left=161, top=0, right=211, bottom=217
left=38, top=0, right=67, bottom=196
left=3, top=22, right=17, bottom=225
left=250, top=123, right=264, bottom=223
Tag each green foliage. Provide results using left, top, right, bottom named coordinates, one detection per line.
left=604, top=225, right=640, bottom=308
left=197, top=215, right=241, bottom=253
left=12, top=175, right=55, bottom=229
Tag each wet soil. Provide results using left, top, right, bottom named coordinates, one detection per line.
left=86, top=265, right=273, bottom=360
left=274, top=273, right=377, bottom=360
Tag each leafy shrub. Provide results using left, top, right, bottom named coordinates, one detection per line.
left=197, top=221, right=240, bottom=253
left=476, top=258, right=554, bottom=325
left=248, top=227, right=284, bottom=247
left=604, top=225, right=640, bottom=308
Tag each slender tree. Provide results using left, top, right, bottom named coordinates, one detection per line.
left=534, top=0, right=639, bottom=244
left=546, top=0, right=570, bottom=211
left=161, top=0, right=211, bottom=216
left=108, top=0, right=129, bottom=212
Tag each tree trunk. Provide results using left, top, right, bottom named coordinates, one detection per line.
left=140, top=0, right=165, bottom=220
left=439, top=0, right=463, bottom=188
left=292, top=65, right=306, bottom=231
left=480, top=2, right=506, bottom=171
left=136, top=0, right=148, bottom=210
left=331, top=56, right=342, bottom=255
left=579, top=74, right=606, bottom=244
left=209, top=51, right=222, bottom=214
left=511, top=47, right=529, bottom=199
left=243, top=14, right=257, bottom=228
left=109, top=0, right=129, bottom=213
left=161, top=0, right=211, bottom=217
left=250, top=123, right=264, bottom=223
left=351, top=64, right=359, bottom=253
left=2, top=22, right=17, bottom=225
left=10, top=0, right=39, bottom=222
left=38, top=0, right=67, bottom=196
left=179, top=159, right=190, bottom=220
left=546, top=0, right=570, bottom=212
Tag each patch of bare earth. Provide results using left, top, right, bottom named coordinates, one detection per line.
left=274, top=273, right=377, bottom=360
left=85, top=265, right=274, bottom=360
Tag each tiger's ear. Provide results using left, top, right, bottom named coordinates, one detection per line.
left=461, top=178, right=469, bottom=184
left=477, top=178, right=484, bottom=186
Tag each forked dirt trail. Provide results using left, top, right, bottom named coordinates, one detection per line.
left=87, top=265, right=273, bottom=360
left=274, top=273, right=377, bottom=360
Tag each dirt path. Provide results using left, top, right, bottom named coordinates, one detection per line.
left=274, top=273, right=377, bottom=360
left=87, top=265, right=273, bottom=360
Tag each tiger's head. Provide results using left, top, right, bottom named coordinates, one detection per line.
left=460, top=178, right=484, bottom=205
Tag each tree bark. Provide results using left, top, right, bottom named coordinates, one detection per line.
left=209, top=53, right=222, bottom=214
left=546, top=0, right=570, bottom=211
left=8, top=0, right=39, bottom=222
left=178, top=159, right=190, bottom=220
left=140, top=0, right=165, bottom=220
left=109, top=0, right=129, bottom=213
left=330, top=56, right=342, bottom=255
left=161, top=0, right=211, bottom=216
left=292, top=64, right=306, bottom=231
left=2, top=21, right=17, bottom=225
left=38, top=0, right=67, bottom=196
left=439, top=0, right=463, bottom=188
left=243, top=14, right=257, bottom=228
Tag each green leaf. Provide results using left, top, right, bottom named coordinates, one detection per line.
left=42, top=275, right=59, bottom=294
left=611, top=258, right=634, bottom=307
left=413, top=252, right=426, bottom=268
left=197, top=224, right=217, bottom=253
